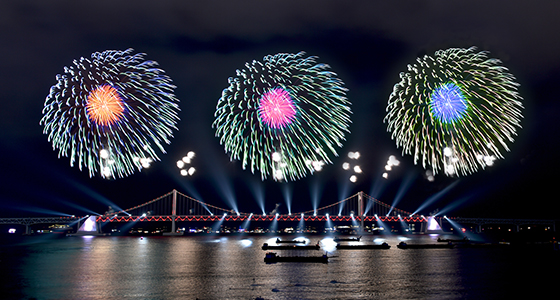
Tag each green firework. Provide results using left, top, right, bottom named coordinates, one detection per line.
left=213, top=52, right=352, bottom=181
left=385, top=47, right=523, bottom=176
left=41, top=49, right=180, bottom=179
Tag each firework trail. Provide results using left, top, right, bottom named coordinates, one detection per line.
left=41, top=49, right=180, bottom=178
left=213, top=52, right=352, bottom=181
left=385, top=47, right=523, bottom=176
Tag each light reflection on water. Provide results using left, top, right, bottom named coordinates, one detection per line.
left=0, top=234, right=557, bottom=299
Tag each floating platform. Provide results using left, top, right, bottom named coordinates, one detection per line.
left=333, top=236, right=361, bottom=242
left=336, top=242, right=390, bottom=250
left=276, top=238, right=305, bottom=244
left=397, top=242, right=454, bottom=249
left=264, top=252, right=329, bottom=264
left=262, top=243, right=320, bottom=250
left=437, top=237, right=469, bottom=243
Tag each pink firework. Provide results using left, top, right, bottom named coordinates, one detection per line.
left=258, top=88, right=297, bottom=129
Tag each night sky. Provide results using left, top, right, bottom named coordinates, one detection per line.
left=1, top=1, right=559, bottom=219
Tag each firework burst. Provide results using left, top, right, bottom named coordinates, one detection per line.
left=213, top=52, right=352, bottom=181
left=41, top=48, right=180, bottom=178
left=385, top=47, right=523, bottom=176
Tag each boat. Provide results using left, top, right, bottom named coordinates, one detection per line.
left=437, top=236, right=469, bottom=243
left=276, top=238, right=305, bottom=244
left=397, top=241, right=454, bottom=249
left=262, top=243, right=320, bottom=250
left=264, top=252, right=329, bottom=263
left=336, top=242, right=390, bottom=250
left=333, top=236, right=361, bottom=242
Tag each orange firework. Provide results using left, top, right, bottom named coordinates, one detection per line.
left=86, top=85, right=125, bottom=126
left=41, top=49, right=180, bottom=178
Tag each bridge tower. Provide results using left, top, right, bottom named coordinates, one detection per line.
left=358, top=191, right=364, bottom=232
left=163, top=189, right=181, bottom=236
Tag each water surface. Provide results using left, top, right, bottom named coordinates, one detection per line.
left=1, top=234, right=557, bottom=299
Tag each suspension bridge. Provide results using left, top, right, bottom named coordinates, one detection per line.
left=0, top=189, right=556, bottom=234
left=99, top=190, right=416, bottom=221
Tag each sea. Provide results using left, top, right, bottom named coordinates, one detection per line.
left=0, top=233, right=558, bottom=300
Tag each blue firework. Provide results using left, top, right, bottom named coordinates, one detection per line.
left=385, top=47, right=524, bottom=176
